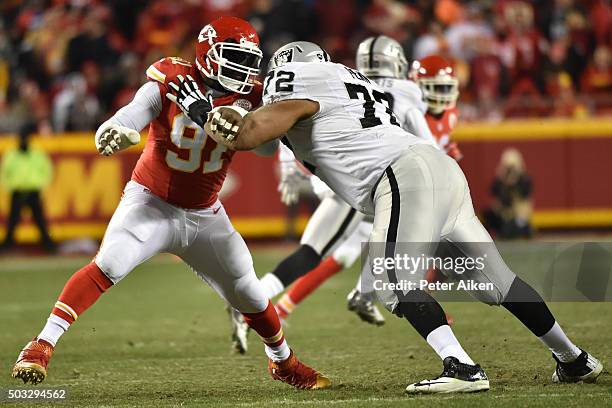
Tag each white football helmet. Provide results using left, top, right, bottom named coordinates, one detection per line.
left=356, top=35, right=408, bottom=79
left=268, top=41, right=330, bottom=71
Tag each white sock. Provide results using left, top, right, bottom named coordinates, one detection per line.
left=426, top=325, right=475, bottom=365
left=265, top=339, right=291, bottom=362
left=259, top=273, right=285, bottom=299
left=37, top=314, right=71, bottom=347
left=538, top=322, right=581, bottom=362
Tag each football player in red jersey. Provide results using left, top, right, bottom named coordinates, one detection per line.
left=409, top=55, right=462, bottom=161
left=12, top=16, right=330, bottom=390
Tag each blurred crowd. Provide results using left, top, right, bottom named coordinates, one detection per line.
left=0, top=0, right=610, bottom=134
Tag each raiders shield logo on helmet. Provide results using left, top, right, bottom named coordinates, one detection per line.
left=273, top=49, right=294, bottom=68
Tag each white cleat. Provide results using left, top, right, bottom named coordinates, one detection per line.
left=227, top=306, right=249, bottom=354
left=552, top=349, right=603, bottom=383
left=406, top=357, right=490, bottom=394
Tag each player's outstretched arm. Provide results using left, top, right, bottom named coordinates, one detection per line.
left=205, top=99, right=319, bottom=151
left=94, top=81, right=162, bottom=156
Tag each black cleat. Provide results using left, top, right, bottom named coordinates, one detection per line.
left=406, top=357, right=490, bottom=394
left=347, top=289, right=385, bottom=326
left=552, top=349, right=603, bottom=383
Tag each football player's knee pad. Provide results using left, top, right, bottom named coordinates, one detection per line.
left=231, top=274, right=269, bottom=313
left=94, top=231, right=144, bottom=284
left=94, top=247, right=132, bottom=284
left=271, top=244, right=322, bottom=286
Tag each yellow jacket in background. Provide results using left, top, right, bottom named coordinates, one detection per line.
left=0, top=148, right=53, bottom=192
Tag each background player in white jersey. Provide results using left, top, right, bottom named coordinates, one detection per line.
left=202, top=41, right=602, bottom=394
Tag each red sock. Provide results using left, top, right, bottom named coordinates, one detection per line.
left=51, top=262, right=113, bottom=324
left=276, top=257, right=342, bottom=317
left=242, top=301, right=284, bottom=347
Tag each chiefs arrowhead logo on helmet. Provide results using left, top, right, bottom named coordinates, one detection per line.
left=198, top=25, right=217, bottom=45
left=195, top=17, right=262, bottom=95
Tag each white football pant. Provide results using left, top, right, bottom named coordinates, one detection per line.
left=95, top=181, right=268, bottom=313
left=369, top=144, right=517, bottom=312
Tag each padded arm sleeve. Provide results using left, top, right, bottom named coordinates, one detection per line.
left=95, top=82, right=162, bottom=140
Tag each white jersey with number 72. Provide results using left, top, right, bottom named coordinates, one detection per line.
left=262, top=61, right=427, bottom=215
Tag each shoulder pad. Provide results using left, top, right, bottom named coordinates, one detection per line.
left=146, top=57, right=194, bottom=85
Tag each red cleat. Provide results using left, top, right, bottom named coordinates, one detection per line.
left=268, top=350, right=331, bottom=389
left=12, top=339, right=54, bottom=385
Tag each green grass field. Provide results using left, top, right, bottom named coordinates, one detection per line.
left=1, top=247, right=610, bottom=407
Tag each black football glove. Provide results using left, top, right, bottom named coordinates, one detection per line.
left=166, top=74, right=213, bottom=128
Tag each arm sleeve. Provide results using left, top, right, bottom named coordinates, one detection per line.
left=95, top=81, right=162, bottom=139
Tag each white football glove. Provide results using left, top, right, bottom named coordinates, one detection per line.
left=95, top=124, right=140, bottom=156
left=278, top=158, right=309, bottom=205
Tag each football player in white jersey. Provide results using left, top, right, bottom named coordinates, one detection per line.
left=225, top=36, right=431, bottom=352
left=265, top=36, right=465, bottom=329
left=200, top=41, right=602, bottom=394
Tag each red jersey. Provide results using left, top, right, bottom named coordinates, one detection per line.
left=132, top=57, right=262, bottom=209
left=425, top=107, right=462, bottom=161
